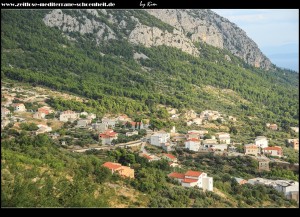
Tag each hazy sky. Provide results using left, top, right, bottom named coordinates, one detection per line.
left=212, top=9, right=299, bottom=72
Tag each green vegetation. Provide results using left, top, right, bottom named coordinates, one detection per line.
left=1, top=10, right=299, bottom=208
left=1, top=10, right=298, bottom=131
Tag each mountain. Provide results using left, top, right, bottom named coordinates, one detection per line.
left=41, top=9, right=272, bottom=69
left=1, top=9, right=298, bottom=127
left=1, top=9, right=299, bottom=208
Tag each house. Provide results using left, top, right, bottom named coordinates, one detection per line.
left=259, top=161, right=270, bottom=171
left=12, top=103, right=26, bottom=112
left=215, top=132, right=230, bottom=144
left=186, top=132, right=200, bottom=140
left=185, top=138, right=201, bottom=152
left=33, top=112, right=45, bottom=119
left=1, top=107, right=10, bottom=118
left=268, top=124, right=278, bottom=131
left=210, top=144, right=228, bottom=152
left=140, top=154, right=160, bottom=162
left=248, top=178, right=299, bottom=203
left=38, top=106, right=53, bottom=115
left=234, top=177, right=247, bottom=185
left=59, top=110, right=79, bottom=122
left=36, top=124, right=52, bottom=135
left=99, top=129, right=118, bottom=145
left=162, top=153, right=177, bottom=163
left=102, top=162, right=134, bottom=179
left=101, top=117, right=116, bottom=128
left=203, top=139, right=218, bottom=149
left=287, top=139, right=299, bottom=151
left=150, top=132, right=170, bottom=147
left=255, top=136, right=268, bottom=148
left=244, top=144, right=259, bottom=156
left=290, top=127, right=299, bottom=133
left=263, top=146, right=283, bottom=157
left=126, top=131, right=138, bottom=137
left=77, top=119, right=91, bottom=128
left=92, top=122, right=108, bottom=132
left=168, top=170, right=213, bottom=191
left=161, top=142, right=175, bottom=152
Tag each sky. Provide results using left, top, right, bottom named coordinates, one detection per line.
left=211, top=9, right=299, bottom=72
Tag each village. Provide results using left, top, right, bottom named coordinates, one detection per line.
left=1, top=81, right=299, bottom=203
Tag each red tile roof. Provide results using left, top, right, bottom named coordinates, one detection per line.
left=143, top=154, right=153, bottom=160
left=163, top=153, right=177, bottom=160
left=103, top=162, right=122, bottom=170
left=168, top=172, right=185, bottom=179
left=13, top=103, right=24, bottom=107
left=38, top=108, right=50, bottom=114
left=182, top=178, right=198, bottom=183
left=99, top=130, right=118, bottom=138
left=263, top=146, right=282, bottom=151
left=185, top=170, right=202, bottom=177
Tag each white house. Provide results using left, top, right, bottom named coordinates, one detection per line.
left=262, top=146, right=283, bottom=157
left=141, top=153, right=160, bottom=162
left=12, top=103, right=26, bottom=112
left=99, top=129, right=118, bottom=145
left=185, top=138, right=201, bottom=152
left=59, top=110, right=79, bottom=122
left=255, top=136, right=268, bottom=148
left=161, top=142, right=175, bottom=152
left=203, top=139, right=218, bottom=149
left=248, top=178, right=299, bottom=203
left=92, top=122, right=108, bottom=132
left=102, top=117, right=116, bottom=128
left=215, top=132, right=230, bottom=144
left=274, top=180, right=299, bottom=198
left=244, top=144, right=259, bottom=156
left=150, top=132, right=170, bottom=147
left=77, top=119, right=91, bottom=128
left=211, top=144, right=228, bottom=152
left=168, top=170, right=213, bottom=191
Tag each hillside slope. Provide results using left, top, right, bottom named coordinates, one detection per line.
left=1, top=10, right=298, bottom=129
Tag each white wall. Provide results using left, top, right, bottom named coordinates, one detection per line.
left=203, top=177, right=213, bottom=191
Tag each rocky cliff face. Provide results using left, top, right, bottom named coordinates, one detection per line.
left=146, top=9, right=272, bottom=69
left=43, top=9, right=272, bottom=69
left=128, top=24, right=199, bottom=56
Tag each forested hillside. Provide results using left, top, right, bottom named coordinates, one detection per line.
left=1, top=10, right=299, bottom=208
left=2, top=10, right=298, bottom=128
